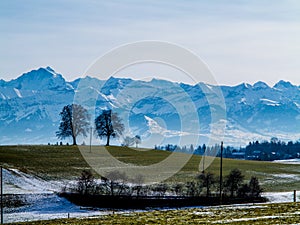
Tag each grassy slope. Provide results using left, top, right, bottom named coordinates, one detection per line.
left=0, top=145, right=300, bottom=191
left=10, top=202, right=300, bottom=225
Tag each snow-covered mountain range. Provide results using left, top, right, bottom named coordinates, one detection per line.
left=0, top=67, right=299, bottom=146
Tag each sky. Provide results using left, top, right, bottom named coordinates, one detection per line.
left=1, top=0, right=300, bottom=86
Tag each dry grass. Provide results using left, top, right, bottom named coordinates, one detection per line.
left=0, top=145, right=299, bottom=191
left=10, top=202, right=300, bottom=225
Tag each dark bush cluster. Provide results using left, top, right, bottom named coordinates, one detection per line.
left=63, top=168, right=263, bottom=200
left=223, top=168, right=263, bottom=198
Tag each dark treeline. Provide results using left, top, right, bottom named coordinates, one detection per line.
left=245, top=138, right=300, bottom=161
left=61, top=169, right=266, bottom=208
left=155, top=137, right=300, bottom=161
left=63, top=169, right=263, bottom=200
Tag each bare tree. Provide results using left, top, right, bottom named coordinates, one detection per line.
left=197, top=172, right=216, bottom=197
left=103, top=170, right=128, bottom=196
left=56, top=104, right=90, bottom=145
left=94, top=110, right=124, bottom=146
left=77, top=170, right=95, bottom=195
left=131, top=174, right=145, bottom=197
left=186, top=181, right=199, bottom=197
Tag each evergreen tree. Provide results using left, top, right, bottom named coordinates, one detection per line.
left=248, top=176, right=263, bottom=198
left=94, top=110, right=124, bottom=146
left=56, top=104, right=90, bottom=145
left=224, top=168, right=244, bottom=197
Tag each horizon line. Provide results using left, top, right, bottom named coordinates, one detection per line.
left=1, top=66, right=300, bottom=88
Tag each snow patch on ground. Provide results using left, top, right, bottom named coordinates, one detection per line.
left=2, top=168, right=119, bottom=223
left=250, top=171, right=300, bottom=186
left=273, top=158, right=300, bottom=164
left=3, top=168, right=63, bottom=194
left=263, top=191, right=300, bottom=203
left=4, top=194, right=113, bottom=223
left=2, top=168, right=300, bottom=223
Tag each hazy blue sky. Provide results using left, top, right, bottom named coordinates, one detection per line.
left=1, top=0, right=300, bottom=85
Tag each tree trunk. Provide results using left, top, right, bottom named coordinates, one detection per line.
left=106, top=134, right=110, bottom=146
left=206, top=179, right=209, bottom=197
left=207, top=186, right=210, bottom=197
left=72, top=135, right=77, bottom=145
left=110, top=181, right=114, bottom=196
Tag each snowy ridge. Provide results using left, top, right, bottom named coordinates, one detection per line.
left=0, top=67, right=299, bottom=146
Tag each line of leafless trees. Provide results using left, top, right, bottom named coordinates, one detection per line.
left=62, top=168, right=262, bottom=199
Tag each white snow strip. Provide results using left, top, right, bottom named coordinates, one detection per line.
left=273, top=159, right=300, bottom=164
left=13, top=88, right=22, bottom=98
left=260, top=98, right=280, bottom=106
left=45, top=67, right=57, bottom=78
left=0, top=92, right=6, bottom=99
left=205, top=84, right=213, bottom=91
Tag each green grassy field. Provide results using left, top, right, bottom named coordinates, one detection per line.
left=10, top=202, right=300, bottom=225
left=0, top=145, right=300, bottom=191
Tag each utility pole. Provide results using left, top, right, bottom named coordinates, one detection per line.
left=1, top=166, right=3, bottom=224
left=219, top=142, right=223, bottom=204
left=202, top=148, right=205, bottom=173
left=89, top=126, right=92, bottom=153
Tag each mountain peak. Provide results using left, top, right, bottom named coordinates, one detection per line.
left=234, top=82, right=252, bottom=90
left=44, top=66, right=56, bottom=74
left=10, top=67, right=66, bottom=90
left=273, top=80, right=295, bottom=89
left=150, top=78, right=175, bottom=87
left=101, top=76, right=132, bottom=95
left=22, top=67, right=59, bottom=78
left=253, top=81, right=269, bottom=89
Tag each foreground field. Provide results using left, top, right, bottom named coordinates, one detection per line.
left=0, top=145, right=300, bottom=191
left=11, top=202, right=300, bottom=225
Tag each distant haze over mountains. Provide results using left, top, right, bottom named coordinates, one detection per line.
left=0, top=67, right=299, bottom=147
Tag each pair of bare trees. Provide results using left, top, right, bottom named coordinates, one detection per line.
left=56, top=104, right=124, bottom=146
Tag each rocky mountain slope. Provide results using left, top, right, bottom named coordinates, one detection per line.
left=0, top=67, right=299, bottom=146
